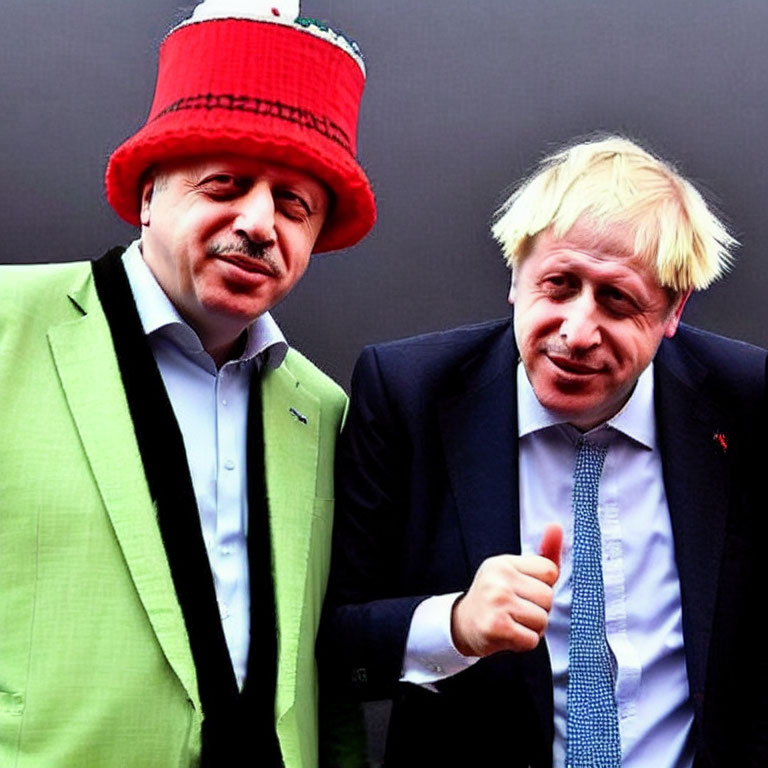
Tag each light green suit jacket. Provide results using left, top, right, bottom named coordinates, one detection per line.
left=0, top=260, right=347, bottom=767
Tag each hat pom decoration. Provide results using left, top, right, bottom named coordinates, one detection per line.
left=185, top=0, right=301, bottom=24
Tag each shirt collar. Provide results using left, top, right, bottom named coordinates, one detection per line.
left=517, top=360, right=656, bottom=450
left=121, top=239, right=288, bottom=370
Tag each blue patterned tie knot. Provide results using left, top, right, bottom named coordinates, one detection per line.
left=565, top=437, right=621, bottom=767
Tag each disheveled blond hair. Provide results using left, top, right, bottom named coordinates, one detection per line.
left=491, top=135, right=736, bottom=291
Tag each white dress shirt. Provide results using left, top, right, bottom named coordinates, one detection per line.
left=122, top=241, right=287, bottom=690
left=403, top=362, right=695, bottom=767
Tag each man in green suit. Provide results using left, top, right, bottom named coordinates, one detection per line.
left=0, top=2, right=374, bottom=766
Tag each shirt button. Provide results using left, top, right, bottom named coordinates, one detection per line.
left=221, top=399, right=228, bottom=406
left=220, top=546, right=232, bottom=556
left=224, top=460, right=235, bottom=471
left=431, top=663, right=443, bottom=674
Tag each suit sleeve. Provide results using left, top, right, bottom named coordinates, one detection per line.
left=318, top=346, right=428, bottom=701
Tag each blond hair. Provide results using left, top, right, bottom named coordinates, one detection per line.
left=491, top=135, right=736, bottom=291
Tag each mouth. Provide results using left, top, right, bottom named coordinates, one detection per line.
left=215, top=252, right=279, bottom=278
left=546, top=354, right=603, bottom=376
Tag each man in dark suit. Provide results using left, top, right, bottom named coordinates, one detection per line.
left=320, top=136, right=768, bottom=767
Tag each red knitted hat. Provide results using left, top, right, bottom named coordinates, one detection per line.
left=105, top=7, right=375, bottom=253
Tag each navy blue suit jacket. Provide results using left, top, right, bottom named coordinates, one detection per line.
left=320, top=319, right=768, bottom=767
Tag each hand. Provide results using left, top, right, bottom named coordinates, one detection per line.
left=450, top=523, right=563, bottom=657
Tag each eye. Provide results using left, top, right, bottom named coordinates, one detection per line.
left=198, top=174, right=249, bottom=199
left=541, top=274, right=576, bottom=299
left=275, top=189, right=312, bottom=220
left=599, top=285, right=638, bottom=314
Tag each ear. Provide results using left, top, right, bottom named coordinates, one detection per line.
left=507, top=272, right=517, bottom=305
left=139, top=179, right=154, bottom=227
left=663, top=288, right=692, bottom=338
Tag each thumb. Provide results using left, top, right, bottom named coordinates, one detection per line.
left=538, top=523, right=563, bottom=569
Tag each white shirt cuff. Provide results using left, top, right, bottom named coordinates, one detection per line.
left=400, top=592, right=480, bottom=687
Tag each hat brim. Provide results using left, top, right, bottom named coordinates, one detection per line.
left=106, top=123, right=375, bottom=253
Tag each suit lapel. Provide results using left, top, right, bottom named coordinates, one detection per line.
left=261, top=359, right=321, bottom=724
left=438, top=324, right=521, bottom=571
left=437, top=324, right=555, bottom=749
left=47, top=266, right=200, bottom=713
left=655, top=339, right=732, bottom=707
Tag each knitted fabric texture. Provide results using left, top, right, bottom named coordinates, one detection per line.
left=105, top=16, right=375, bottom=252
left=566, top=437, right=622, bottom=767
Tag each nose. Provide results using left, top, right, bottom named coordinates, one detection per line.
left=559, top=293, right=601, bottom=351
left=234, top=181, right=276, bottom=244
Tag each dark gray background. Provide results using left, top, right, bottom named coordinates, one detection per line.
left=2, top=0, right=767, bottom=389
left=2, top=3, right=765, bottom=761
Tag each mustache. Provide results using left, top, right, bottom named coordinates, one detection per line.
left=544, top=341, right=575, bottom=358
left=208, top=238, right=280, bottom=272
left=543, top=340, right=596, bottom=363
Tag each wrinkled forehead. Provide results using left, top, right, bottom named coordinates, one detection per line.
left=149, top=152, right=323, bottom=185
left=554, top=217, right=640, bottom=260
left=519, top=216, right=659, bottom=274
left=517, top=217, right=676, bottom=295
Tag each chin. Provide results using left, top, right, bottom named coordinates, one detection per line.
left=201, top=289, right=271, bottom=319
left=534, top=386, right=601, bottom=424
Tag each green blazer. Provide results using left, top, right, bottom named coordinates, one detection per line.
left=0, top=261, right=347, bottom=768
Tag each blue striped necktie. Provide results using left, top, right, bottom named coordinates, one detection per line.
left=565, top=437, right=621, bottom=767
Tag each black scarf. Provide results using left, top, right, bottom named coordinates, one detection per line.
left=92, top=247, right=282, bottom=766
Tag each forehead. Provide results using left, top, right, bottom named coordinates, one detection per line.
left=521, top=220, right=661, bottom=285
left=153, top=153, right=326, bottom=191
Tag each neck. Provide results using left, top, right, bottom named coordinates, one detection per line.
left=204, top=331, right=247, bottom=368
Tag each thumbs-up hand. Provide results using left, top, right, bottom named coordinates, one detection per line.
left=538, top=522, right=563, bottom=568
left=451, top=523, right=563, bottom=658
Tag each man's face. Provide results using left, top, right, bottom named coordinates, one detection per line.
left=140, top=155, right=328, bottom=355
left=510, top=222, right=689, bottom=430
